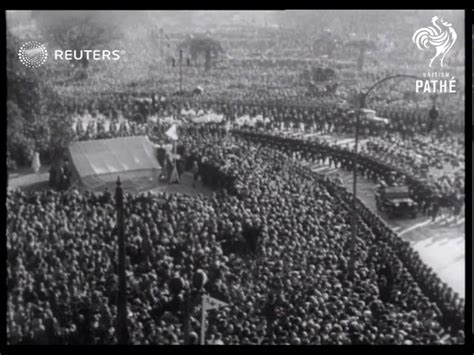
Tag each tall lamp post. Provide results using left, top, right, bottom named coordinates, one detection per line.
left=173, top=269, right=207, bottom=345
left=115, top=176, right=129, bottom=344
left=428, top=94, right=439, bottom=133
left=348, top=74, right=424, bottom=278
left=179, top=48, right=183, bottom=94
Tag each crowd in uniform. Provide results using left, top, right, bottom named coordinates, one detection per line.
left=234, top=129, right=464, bottom=221
left=61, top=94, right=459, bottom=138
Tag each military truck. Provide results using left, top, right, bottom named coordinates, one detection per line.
left=375, top=185, right=418, bottom=219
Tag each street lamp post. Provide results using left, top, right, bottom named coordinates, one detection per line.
left=428, top=94, right=439, bottom=133
left=172, top=270, right=207, bottom=344
left=348, top=74, right=423, bottom=278
left=115, top=176, right=129, bottom=344
left=348, top=95, right=363, bottom=277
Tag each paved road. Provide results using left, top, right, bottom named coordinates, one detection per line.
left=8, top=166, right=50, bottom=191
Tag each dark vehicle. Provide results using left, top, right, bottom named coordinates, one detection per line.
left=375, top=185, right=418, bottom=219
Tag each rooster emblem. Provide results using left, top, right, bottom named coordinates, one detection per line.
left=412, top=16, right=457, bottom=67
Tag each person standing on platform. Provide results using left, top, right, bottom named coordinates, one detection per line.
left=192, top=160, right=199, bottom=188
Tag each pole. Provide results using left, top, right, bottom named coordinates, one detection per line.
left=159, top=27, right=164, bottom=61
left=200, top=295, right=206, bottom=345
left=347, top=74, right=422, bottom=278
left=349, top=94, right=364, bottom=278
left=179, top=49, right=183, bottom=94
left=115, top=176, right=129, bottom=344
left=169, top=140, right=180, bottom=184
left=183, top=291, right=191, bottom=344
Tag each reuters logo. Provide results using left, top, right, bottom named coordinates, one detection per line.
left=18, top=41, right=48, bottom=68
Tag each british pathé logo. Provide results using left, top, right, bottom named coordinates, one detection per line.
left=415, top=72, right=456, bottom=94
left=412, top=16, right=458, bottom=94
left=412, top=16, right=457, bottom=68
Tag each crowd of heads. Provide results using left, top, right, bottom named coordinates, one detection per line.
left=7, top=13, right=466, bottom=345
left=7, top=125, right=464, bottom=345
left=8, top=26, right=465, bottom=346
left=59, top=94, right=463, bottom=223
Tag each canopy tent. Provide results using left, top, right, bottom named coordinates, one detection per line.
left=68, top=136, right=161, bottom=193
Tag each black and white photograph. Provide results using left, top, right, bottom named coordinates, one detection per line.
left=5, top=10, right=465, bottom=346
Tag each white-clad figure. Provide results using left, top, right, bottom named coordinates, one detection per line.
left=32, top=151, right=41, bottom=173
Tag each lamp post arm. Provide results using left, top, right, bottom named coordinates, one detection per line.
left=349, top=73, right=423, bottom=279
left=361, top=74, right=424, bottom=103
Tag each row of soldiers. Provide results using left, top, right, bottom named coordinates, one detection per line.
left=233, top=129, right=459, bottom=220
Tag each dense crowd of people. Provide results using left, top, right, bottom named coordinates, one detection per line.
left=7, top=126, right=463, bottom=345
left=234, top=129, right=464, bottom=220
left=57, top=91, right=461, bottom=139
left=7, top=14, right=465, bottom=345
left=62, top=104, right=463, bottom=222
left=364, top=134, right=464, bottom=219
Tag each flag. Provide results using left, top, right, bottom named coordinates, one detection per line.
left=200, top=295, right=230, bottom=345
left=203, top=295, right=229, bottom=311
left=165, top=124, right=178, bottom=141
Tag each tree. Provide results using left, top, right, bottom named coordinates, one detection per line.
left=7, top=30, right=63, bottom=166
left=32, top=11, right=119, bottom=73
left=178, top=35, right=224, bottom=71
left=49, top=115, right=77, bottom=164
left=7, top=101, right=29, bottom=167
left=8, top=30, right=50, bottom=165
left=347, top=39, right=377, bottom=72
left=6, top=30, right=52, bottom=114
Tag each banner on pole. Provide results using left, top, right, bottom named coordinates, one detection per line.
left=165, top=124, right=179, bottom=141
left=201, top=295, right=230, bottom=345
left=203, top=295, right=229, bottom=311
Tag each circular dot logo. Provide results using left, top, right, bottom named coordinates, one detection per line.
left=18, top=41, right=48, bottom=68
